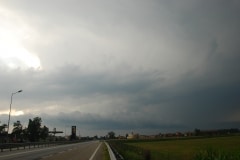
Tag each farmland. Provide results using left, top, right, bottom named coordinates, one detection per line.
left=108, top=136, right=240, bottom=160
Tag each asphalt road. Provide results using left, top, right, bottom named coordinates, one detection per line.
left=0, top=141, right=104, bottom=160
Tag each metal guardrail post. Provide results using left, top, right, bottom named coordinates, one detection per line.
left=0, top=140, right=86, bottom=152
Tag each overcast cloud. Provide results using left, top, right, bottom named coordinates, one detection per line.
left=0, top=0, right=240, bottom=136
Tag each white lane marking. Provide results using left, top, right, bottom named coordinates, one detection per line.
left=0, top=147, right=56, bottom=158
left=89, top=142, right=102, bottom=160
left=41, top=154, right=53, bottom=159
left=58, top=150, right=66, bottom=154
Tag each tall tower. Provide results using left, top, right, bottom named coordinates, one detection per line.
left=71, top=126, right=76, bottom=140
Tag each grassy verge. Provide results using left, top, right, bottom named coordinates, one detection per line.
left=108, top=140, right=150, bottom=160
left=108, top=136, right=240, bottom=160
left=194, top=148, right=240, bottom=160
left=103, top=142, right=111, bottom=160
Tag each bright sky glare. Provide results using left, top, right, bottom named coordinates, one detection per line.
left=0, top=7, right=41, bottom=70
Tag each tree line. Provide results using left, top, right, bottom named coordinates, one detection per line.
left=0, top=117, right=48, bottom=142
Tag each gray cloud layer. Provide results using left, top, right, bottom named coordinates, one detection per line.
left=0, top=0, right=240, bottom=136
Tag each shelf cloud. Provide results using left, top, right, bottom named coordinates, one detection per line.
left=0, top=0, right=240, bottom=136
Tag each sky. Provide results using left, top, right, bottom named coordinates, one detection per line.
left=0, top=0, right=240, bottom=137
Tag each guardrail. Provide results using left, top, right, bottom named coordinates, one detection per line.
left=106, top=142, right=124, bottom=160
left=0, top=140, right=84, bottom=152
left=105, top=142, right=117, bottom=160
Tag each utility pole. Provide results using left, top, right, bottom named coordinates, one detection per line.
left=7, top=90, right=23, bottom=135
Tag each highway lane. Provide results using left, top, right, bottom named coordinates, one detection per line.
left=0, top=141, right=104, bottom=160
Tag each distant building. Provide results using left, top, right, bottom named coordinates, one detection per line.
left=127, top=132, right=139, bottom=139
left=118, top=135, right=126, bottom=139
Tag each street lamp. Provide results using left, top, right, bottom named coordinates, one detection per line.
left=7, top=90, right=23, bottom=134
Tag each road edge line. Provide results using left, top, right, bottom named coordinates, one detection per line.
left=89, top=142, right=102, bottom=160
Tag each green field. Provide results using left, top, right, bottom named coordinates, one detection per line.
left=109, top=136, right=240, bottom=160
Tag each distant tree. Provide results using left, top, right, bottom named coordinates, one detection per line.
left=108, top=131, right=115, bottom=139
left=0, top=124, right=7, bottom=134
left=94, top=135, right=98, bottom=139
left=27, top=117, right=48, bottom=142
left=40, top=125, right=49, bottom=140
left=12, top=120, right=23, bottom=141
left=22, top=127, right=28, bottom=141
left=194, top=128, right=201, bottom=136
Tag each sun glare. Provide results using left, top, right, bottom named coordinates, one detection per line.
left=0, top=7, right=41, bottom=70
left=0, top=110, right=24, bottom=116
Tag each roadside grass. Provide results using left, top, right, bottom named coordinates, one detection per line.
left=194, top=148, right=240, bottom=160
left=109, top=136, right=240, bottom=160
left=103, top=143, right=111, bottom=160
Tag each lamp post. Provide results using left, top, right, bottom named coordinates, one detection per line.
left=7, top=90, right=23, bottom=134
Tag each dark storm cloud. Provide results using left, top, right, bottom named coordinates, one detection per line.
left=1, top=0, right=240, bottom=135
left=2, top=58, right=239, bottom=133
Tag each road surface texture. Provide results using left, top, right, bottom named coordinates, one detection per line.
left=0, top=141, right=104, bottom=160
